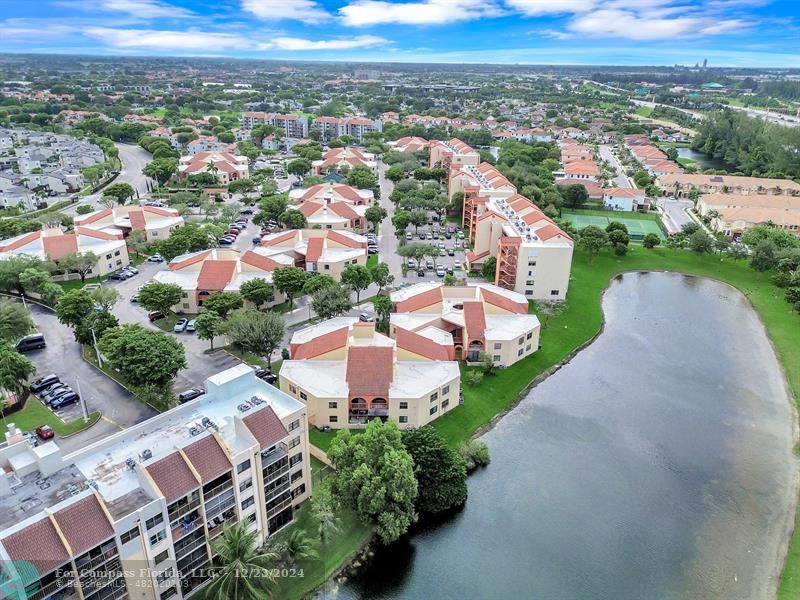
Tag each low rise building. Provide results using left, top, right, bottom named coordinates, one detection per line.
left=288, top=183, right=372, bottom=231
left=75, top=205, right=184, bottom=242
left=696, top=192, right=800, bottom=238
left=178, top=152, right=249, bottom=185
left=312, top=147, right=377, bottom=175
left=429, top=138, right=480, bottom=171
left=280, top=318, right=461, bottom=430
left=602, top=188, right=648, bottom=212
left=657, top=174, right=800, bottom=197
left=0, top=365, right=311, bottom=600
left=389, top=136, right=429, bottom=154
left=0, top=227, right=129, bottom=277
left=153, top=248, right=289, bottom=313
left=259, top=229, right=368, bottom=279
left=390, top=282, right=540, bottom=366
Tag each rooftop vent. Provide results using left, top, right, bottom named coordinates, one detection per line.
left=125, top=458, right=137, bottom=470
left=141, top=449, right=153, bottom=461
left=238, top=403, right=251, bottom=412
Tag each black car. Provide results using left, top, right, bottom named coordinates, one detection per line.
left=417, top=269, right=426, bottom=277
left=368, top=246, right=379, bottom=255
left=31, top=374, right=60, bottom=393
left=107, top=271, right=129, bottom=281
left=178, top=388, right=204, bottom=403
left=51, top=392, right=80, bottom=410
left=218, top=237, right=234, bottom=245
left=45, top=387, right=74, bottom=404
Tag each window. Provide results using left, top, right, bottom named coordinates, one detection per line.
left=399, top=416, right=408, bottom=423
left=289, top=385, right=297, bottom=394
left=182, top=303, right=189, bottom=309
left=289, top=453, right=303, bottom=467
left=116, top=259, right=122, bottom=266
left=526, top=332, right=533, bottom=340
left=442, top=399, right=449, bottom=410
left=182, top=292, right=188, bottom=298
left=518, top=348, right=524, bottom=356
left=518, top=337, right=524, bottom=345
left=153, top=232, right=159, bottom=237
left=291, top=484, right=307, bottom=498
left=430, top=392, right=438, bottom=402
left=328, top=401, right=337, bottom=409
left=299, top=391, right=307, bottom=401
left=160, top=587, right=177, bottom=600
left=288, top=436, right=300, bottom=449
left=324, top=264, right=330, bottom=270
left=237, top=459, right=251, bottom=474
left=120, top=527, right=139, bottom=544
left=114, top=250, right=120, bottom=256
left=550, top=290, right=560, bottom=296
left=494, top=343, right=501, bottom=350
left=156, top=567, right=173, bottom=585
left=244, top=513, right=257, bottom=525
left=493, top=355, right=501, bottom=362
left=528, top=259, right=537, bottom=266
left=288, top=419, right=300, bottom=431
left=399, top=402, right=408, bottom=409
left=526, top=280, right=535, bottom=285
left=239, top=479, right=253, bottom=493
left=329, top=415, right=338, bottom=423
left=351, top=259, right=357, bottom=264
left=429, top=406, right=438, bottom=416
left=154, top=550, right=169, bottom=565
left=105, top=253, right=112, bottom=259
left=525, top=290, right=533, bottom=296
left=526, top=344, right=532, bottom=351
left=291, top=469, right=304, bottom=483
left=241, top=496, right=255, bottom=511
left=145, top=514, right=164, bottom=530
left=149, top=530, right=166, bottom=546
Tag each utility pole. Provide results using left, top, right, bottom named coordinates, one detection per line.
left=91, top=327, right=103, bottom=367
left=75, top=377, right=88, bottom=423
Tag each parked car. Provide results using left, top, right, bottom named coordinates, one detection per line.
left=252, top=236, right=262, bottom=245
left=439, top=248, right=446, bottom=256
left=15, top=334, right=46, bottom=353
left=123, top=266, right=139, bottom=275
left=425, top=259, right=434, bottom=270
left=148, top=310, right=165, bottom=322
left=35, top=425, right=55, bottom=440
left=218, top=237, right=234, bottom=245
left=44, top=386, right=73, bottom=403
left=107, top=271, right=129, bottom=281
left=447, top=248, right=455, bottom=256
left=40, top=383, right=68, bottom=400
left=186, top=319, right=196, bottom=332
left=446, top=266, right=454, bottom=275
left=258, top=371, right=278, bottom=384
left=405, top=232, right=413, bottom=241
left=51, top=393, right=80, bottom=410
left=359, top=312, right=374, bottom=322
left=178, top=388, right=204, bottom=403
left=30, top=374, right=59, bottom=393
left=407, top=259, right=417, bottom=269
left=368, top=246, right=379, bottom=255
left=147, top=254, right=164, bottom=263
left=436, top=266, right=446, bottom=277
left=38, top=380, right=65, bottom=395
left=417, top=269, right=426, bottom=277
left=173, top=318, right=189, bottom=333
left=130, top=294, right=139, bottom=303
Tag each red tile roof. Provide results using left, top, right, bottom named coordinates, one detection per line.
left=536, top=224, right=572, bottom=242
left=182, top=435, right=232, bottom=483
left=146, top=452, right=198, bottom=504
left=291, top=325, right=348, bottom=359
left=242, top=405, right=289, bottom=450
left=463, top=301, right=487, bottom=344
left=128, top=209, right=146, bottom=231
left=75, top=207, right=112, bottom=225
left=298, top=201, right=322, bottom=217
left=144, top=206, right=180, bottom=218
left=197, top=259, right=236, bottom=291
left=305, top=237, right=324, bottom=264
left=239, top=251, right=280, bottom=272
left=171, top=249, right=212, bottom=271
left=42, top=233, right=79, bottom=260
left=1, top=516, right=70, bottom=576
left=329, top=202, right=360, bottom=221
left=480, top=287, right=528, bottom=314
left=327, top=230, right=365, bottom=249
left=76, top=226, right=123, bottom=241
left=395, top=327, right=453, bottom=361
left=394, top=286, right=442, bottom=313
left=346, top=345, right=394, bottom=397
left=0, top=230, right=41, bottom=252
left=52, top=494, right=115, bottom=556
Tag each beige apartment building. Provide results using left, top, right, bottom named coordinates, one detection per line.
left=428, top=138, right=480, bottom=171
left=657, top=174, right=800, bottom=197
left=178, top=152, right=249, bottom=185
left=153, top=248, right=289, bottom=314
left=451, top=162, right=574, bottom=300
left=280, top=318, right=461, bottom=430
left=288, top=183, right=373, bottom=231
left=75, top=205, right=185, bottom=242
left=259, top=229, right=368, bottom=280
left=695, top=192, right=800, bottom=238
left=0, top=366, right=311, bottom=600
left=390, top=282, right=541, bottom=366
left=312, top=148, right=377, bottom=175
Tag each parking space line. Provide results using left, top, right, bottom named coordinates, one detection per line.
left=101, top=415, right=124, bottom=430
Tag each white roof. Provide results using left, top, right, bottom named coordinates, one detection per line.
left=484, top=313, right=540, bottom=341
left=389, top=361, right=460, bottom=398
left=291, top=316, right=358, bottom=345
left=153, top=269, right=199, bottom=290
left=390, top=281, right=442, bottom=303
left=279, top=360, right=348, bottom=398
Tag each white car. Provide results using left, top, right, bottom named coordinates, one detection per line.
left=146, top=254, right=164, bottom=263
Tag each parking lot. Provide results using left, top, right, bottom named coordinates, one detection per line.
left=400, top=222, right=468, bottom=282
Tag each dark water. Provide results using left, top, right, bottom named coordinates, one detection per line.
left=677, top=147, right=733, bottom=172
left=325, top=273, right=797, bottom=600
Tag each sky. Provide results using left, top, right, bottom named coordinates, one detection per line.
left=1, top=0, right=800, bottom=67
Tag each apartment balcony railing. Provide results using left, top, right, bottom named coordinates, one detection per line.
left=28, top=575, right=76, bottom=600
left=171, top=518, right=201, bottom=543
left=266, top=496, right=293, bottom=518
left=167, top=497, right=200, bottom=522
left=202, top=481, right=233, bottom=503
left=261, top=443, right=289, bottom=468
left=75, top=546, right=119, bottom=572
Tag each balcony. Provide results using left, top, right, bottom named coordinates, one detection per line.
left=75, top=545, right=119, bottom=572
left=202, top=481, right=233, bottom=503
left=171, top=517, right=201, bottom=542
left=28, top=575, right=76, bottom=600
left=261, top=443, right=289, bottom=467
left=167, top=496, right=200, bottom=522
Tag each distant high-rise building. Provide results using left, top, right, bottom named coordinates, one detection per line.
left=703, top=58, right=708, bottom=69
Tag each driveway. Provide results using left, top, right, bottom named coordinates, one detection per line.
left=656, top=197, right=695, bottom=234
left=24, top=302, right=156, bottom=453
left=598, top=145, right=633, bottom=188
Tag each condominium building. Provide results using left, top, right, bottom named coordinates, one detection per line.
left=177, top=152, right=249, bottom=185
left=280, top=318, right=461, bottom=430
left=312, top=148, right=377, bottom=175
left=696, top=192, right=800, bottom=238
left=388, top=136, right=429, bottom=154
left=240, top=113, right=308, bottom=139
left=657, top=174, right=800, bottom=197
left=0, top=365, right=311, bottom=600
left=429, top=138, right=480, bottom=171
left=153, top=248, right=290, bottom=313
left=75, top=206, right=185, bottom=242
left=288, top=183, right=372, bottom=231
left=259, top=229, right=368, bottom=279
left=390, top=282, right=540, bottom=366
left=310, top=117, right=382, bottom=143
left=0, top=227, right=129, bottom=278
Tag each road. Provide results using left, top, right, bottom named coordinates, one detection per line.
left=656, top=197, right=695, bottom=234
left=598, top=145, right=632, bottom=188
left=23, top=302, right=156, bottom=453
left=726, top=104, right=800, bottom=128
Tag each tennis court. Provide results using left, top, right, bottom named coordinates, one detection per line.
left=561, top=210, right=666, bottom=241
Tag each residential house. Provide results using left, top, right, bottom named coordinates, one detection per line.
left=75, top=205, right=185, bottom=242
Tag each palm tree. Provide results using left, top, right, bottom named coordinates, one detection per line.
left=203, top=522, right=280, bottom=600
left=283, top=529, right=317, bottom=564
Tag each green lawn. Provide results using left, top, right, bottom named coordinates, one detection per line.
left=9, top=396, right=100, bottom=437
left=57, top=276, right=107, bottom=292
left=269, top=457, right=373, bottom=600
left=676, top=157, right=695, bottom=168
left=367, top=254, right=379, bottom=268
left=635, top=106, right=654, bottom=117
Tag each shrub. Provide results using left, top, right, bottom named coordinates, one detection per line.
left=465, top=370, right=484, bottom=386
left=75, top=204, right=94, bottom=215
left=459, top=439, right=491, bottom=472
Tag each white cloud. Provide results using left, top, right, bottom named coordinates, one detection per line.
left=262, top=35, right=389, bottom=50
left=505, top=0, right=595, bottom=16
left=241, top=0, right=331, bottom=23
left=54, top=0, right=194, bottom=19
left=339, top=0, right=504, bottom=27
left=84, top=27, right=256, bottom=50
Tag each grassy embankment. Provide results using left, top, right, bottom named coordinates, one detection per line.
left=9, top=396, right=100, bottom=437
left=307, top=246, right=800, bottom=597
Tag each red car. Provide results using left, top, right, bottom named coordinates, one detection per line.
left=35, top=425, right=55, bottom=440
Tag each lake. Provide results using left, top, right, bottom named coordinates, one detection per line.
left=677, top=147, right=734, bottom=172
left=325, top=273, right=797, bottom=600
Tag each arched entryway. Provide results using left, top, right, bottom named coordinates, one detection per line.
left=466, top=340, right=483, bottom=363
left=349, top=397, right=367, bottom=425
left=369, top=398, right=389, bottom=422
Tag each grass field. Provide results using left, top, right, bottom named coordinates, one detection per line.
left=8, top=396, right=100, bottom=437
left=561, top=209, right=666, bottom=240
left=635, top=106, right=654, bottom=117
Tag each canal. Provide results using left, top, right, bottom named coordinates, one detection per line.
left=328, top=272, right=797, bottom=600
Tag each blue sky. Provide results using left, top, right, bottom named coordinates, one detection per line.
left=1, top=0, right=799, bottom=67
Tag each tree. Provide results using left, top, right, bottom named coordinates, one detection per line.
left=90, top=286, right=120, bottom=311
left=750, top=240, right=778, bottom=272
left=392, top=210, right=411, bottom=235
left=195, top=311, right=222, bottom=350
left=606, top=221, right=628, bottom=235
left=239, top=278, right=275, bottom=309
left=328, top=420, right=418, bottom=543
left=577, top=226, right=608, bottom=263
left=287, top=158, right=311, bottom=177
left=203, top=292, right=243, bottom=318
left=0, top=255, right=49, bottom=295
left=255, top=195, right=289, bottom=224
left=60, top=252, right=99, bottom=283
left=341, top=264, right=372, bottom=304
left=222, top=309, right=284, bottom=369
left=282, top=529, right=317, bottom=565
left=465, top=369, right=484, bottom=387
left=279, top=208, right=307, bottom=230
left=459, top=439, right=491, bottom=472
left=642, top=233, right=661, bottom=249
left=409, top=209, right=428, bottom=233
left=302, top=274, right=336, bottom=296
left=688, top=230, right=714, bottom=254
left=369, top=262, right=393, bottom=294
left=386, top=164, right=406, bottom=183
left=138, top=282, right=182, bottom=316
left=402, top=426, right=468, bottom=514
left=560, top=184, right=588, bottom=209
left=371, top=295, right=393, bottom=330
left=0, top=299, right=34, bottom=343
left=75, top=309, right=119, bottom=346
left=55, top=289, right=94, bottom=332
left=365, top=204, right=388, bottom=233
left=102, top=182, right=135, bottom=204
left=204, top=522, right=280, bottom=600
left=0, top=342, right=36, bottom=396
left=97, top=324, right=186, bottom=388
left=127, top=230, right=147, bottom=257
left=481, top=257, right=497, bottom=281
left=311, top=481, right=340, bottom=544
left=607, top=229, right=630, bottom=248
left=272, top=267, right=308, bottom=310
left=40, top=283, right=64, bottom=306
left=312, top=285, right=352, bottom=320
left=18, top=268, right=50, bottom=295
left=142, top=158, right=177, bottom=186
left=346, top=165, right=378, bottom=192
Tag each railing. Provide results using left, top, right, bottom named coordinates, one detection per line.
left=171, top=519, right=201, bottom=542
left=167, top=497, right=200, bottom=522
left=28, top=575, right=75, bottom=600
left=201, top=481, right=233, bottom=503
left=261, top=443, right=288, bottom=467
left=75, top=546, right=119, bottom=571
left=266, top=496, right=293, bottom=518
